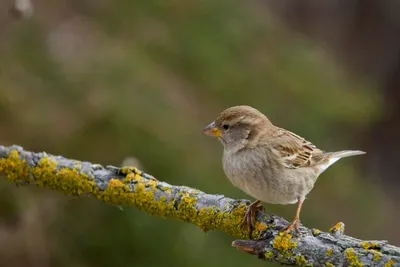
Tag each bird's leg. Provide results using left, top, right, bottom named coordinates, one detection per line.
left=241, top=200, right=264, bottom=239
left=282, top=197, right=304, bottom=235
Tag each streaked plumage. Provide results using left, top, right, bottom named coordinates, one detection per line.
left=203, top=105, right=365, bottom=237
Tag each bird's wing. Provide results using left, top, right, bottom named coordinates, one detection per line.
left=270, top=128, right=324, bottom=169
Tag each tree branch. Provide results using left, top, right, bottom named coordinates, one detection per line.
left=0, top=145, right=399, bottom=266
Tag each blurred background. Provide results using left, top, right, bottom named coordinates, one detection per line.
left=0, top=0, right=399, bottom=266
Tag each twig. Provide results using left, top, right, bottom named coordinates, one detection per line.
left=0, top=145, right=399, bottom=266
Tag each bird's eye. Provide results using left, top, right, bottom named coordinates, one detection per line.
left=222, top=124, right=230, bottom=130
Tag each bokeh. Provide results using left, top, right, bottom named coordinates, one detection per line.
left=0, top=1, right=399, bottom=266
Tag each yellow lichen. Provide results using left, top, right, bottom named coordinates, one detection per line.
left=326, top=248, right=333, bottom=257
left=359, top=241, right=383, bottom=262
left=177, top=192, right=198, bottom=221
left=0, top=150, right=30, bottom=183
left=360, top=241, right=380, bottom=250
left=0, top=151, right=98, bottom=196
left=197, top=203, right=249, bottom=236
left=384, top=259, right=395, bottom=267
left=325, top=263, right=335, bottom=267
left=272, top=232, right=297, bottom=259
left=123, top=173, right=137, bottom=182
left=0, top=149, right=265, bottom=239
left=33, top=157, right=58, bottom=189
left=108, top=169, right=254, bottom=238
left=329, top=222, right=345, bottom=235
left=294, top=255, right=312, bottom=266
left=370, top=250, right=381, bottom=261
left=120, top=166, right=142, bottom=176
left=255, top=221, right=268, bottom=231
left=56, top=168, right=98, bottom=195
left=101, top=179, right=131, bottom=205
left=344, top=248, right=363, bottom=267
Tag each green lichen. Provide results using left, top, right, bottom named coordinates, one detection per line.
left=0, top=150, right=265, bottom=239
left=344, top=248, right=363, bottom=267
left=384, top=259, right=395, bottom=267
left=265, top=251, right=274, bottom=260
left=312, top=228, right=321, bottom=236
left=326, top=248, right=333, bottom=257
left=325, top=263, right=335, bottom=267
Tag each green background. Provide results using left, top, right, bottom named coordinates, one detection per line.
left=0, top=1, right=397, bottom=266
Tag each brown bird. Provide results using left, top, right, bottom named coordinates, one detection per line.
left=202, top=105, right=365, bottom=238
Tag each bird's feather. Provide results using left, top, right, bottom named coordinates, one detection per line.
left=270, top=128, right=324, bottom=169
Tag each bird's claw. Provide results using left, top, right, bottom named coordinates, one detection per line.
left=240, top=200, right=264, bottom=239
left=282, top=218, right=301, bottom=236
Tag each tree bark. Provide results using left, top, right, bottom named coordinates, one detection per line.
left=0, top=145, right=399, bottom=266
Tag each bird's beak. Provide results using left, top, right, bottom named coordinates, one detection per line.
left=202, top=121, right=221, bottom=137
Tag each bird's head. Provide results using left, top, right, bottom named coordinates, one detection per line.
left=202, top=105, right=273, bottom=151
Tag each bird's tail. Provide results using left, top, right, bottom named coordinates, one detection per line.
left=317, top=150, right=365, bottom=174
left=329, top=150, right=366, bottom=159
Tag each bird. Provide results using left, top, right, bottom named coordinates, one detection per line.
left=202, top=105, right=365, bottom=238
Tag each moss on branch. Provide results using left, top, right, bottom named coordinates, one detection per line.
left=0, top=145, right=399, bottom=267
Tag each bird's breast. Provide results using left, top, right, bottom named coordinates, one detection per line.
left=222, top=147, right=316, bottom=205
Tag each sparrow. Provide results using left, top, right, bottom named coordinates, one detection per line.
left=202, top=105, right=365, bottom=238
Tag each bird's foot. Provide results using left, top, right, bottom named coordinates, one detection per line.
left=241, top=200, right=264, bottom=239
left=282, top=218, right=301, bottom=236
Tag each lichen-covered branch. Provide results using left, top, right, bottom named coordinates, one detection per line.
left=0, top=145, right=399, bottom=267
